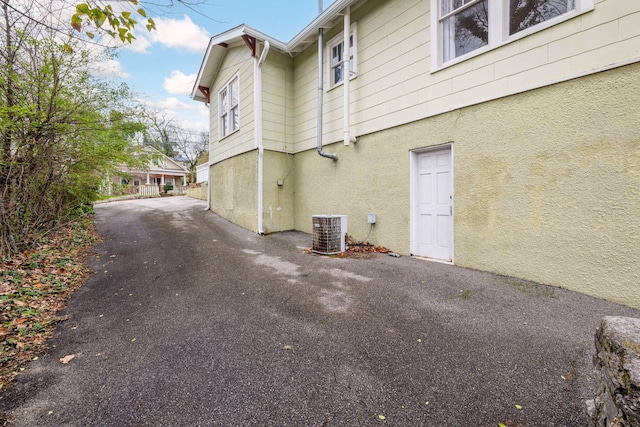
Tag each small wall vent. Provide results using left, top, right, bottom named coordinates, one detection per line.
left=312, top=215, right=347, bottom=255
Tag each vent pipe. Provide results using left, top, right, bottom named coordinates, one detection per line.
left=317, top=6, right=337, bottom=160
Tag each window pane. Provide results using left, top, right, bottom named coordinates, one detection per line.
left=445, top=0, right=478, bottom=14
left=231, top=107, right=239, bottom=131
left=443, top=0, right=488, bottom=61
left=220, top=114, right=227, bottom=136
left=509, top=0, right=571, bottom=35
left=231, top=78, right=239, bottom=106
left=220, top=89, right=227, bottom=114
left=333, top=64, right=343, bottom=84
left=332, top=43, right=343, bottom=66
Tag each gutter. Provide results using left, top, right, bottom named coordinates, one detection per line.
left=255, top=40, right=270, bottom=234
left=289, top=0, right=360, bottom=51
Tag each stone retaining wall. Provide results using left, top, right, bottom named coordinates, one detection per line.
left=589, top=316, right=640, bottom=426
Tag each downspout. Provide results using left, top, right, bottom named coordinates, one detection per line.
left=206, top=164, right=211, bottom=210
left=317, top=27, right=338, bottom=161
left=343, top=6, right=356, bottom=146
left=255, top=40, right=270, bottom=234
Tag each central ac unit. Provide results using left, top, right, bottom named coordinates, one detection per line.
left=312, top=215, right=347, bottom=255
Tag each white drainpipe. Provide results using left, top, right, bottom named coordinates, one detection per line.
left=206, top=166, right=211, bottom=210
left=255, top=40, right=270, bottom=234
left=343, top=6, right=356, bottom=146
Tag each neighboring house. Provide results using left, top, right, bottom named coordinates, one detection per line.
left=111, top=146, right=188, bottom=195
left=191, top=0, right=640, bottom=309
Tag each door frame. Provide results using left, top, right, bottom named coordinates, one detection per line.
left=409, top=143, right=454, bottom=262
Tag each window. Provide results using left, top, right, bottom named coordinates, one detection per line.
left=219, top=74, right=239, bottom=139
left=509, top=0, right=574, bottom=35
left=441, top=0, right=489, bottom=62
left=327, top=24, right=357, bottom=88
left=435, top=0, right=592, bottom=66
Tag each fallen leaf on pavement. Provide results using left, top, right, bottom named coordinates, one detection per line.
left=59, top=354, right=75, bottom=364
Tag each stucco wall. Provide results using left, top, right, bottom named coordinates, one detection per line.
left=209, top=151, right=258, bottom=232
left=261, top=151, right=296, bottom=234
left=293, top=62, right=640, bottom=309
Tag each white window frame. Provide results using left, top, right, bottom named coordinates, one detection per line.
left=431, top=0, right=595, bottom=71
left=218, top=73, right=240, bottom=140
left=326, top=23, right=357, bottom=90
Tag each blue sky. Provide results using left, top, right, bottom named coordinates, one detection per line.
left=99, top=0, right=325, bottom=134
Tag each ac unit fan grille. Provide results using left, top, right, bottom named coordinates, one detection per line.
left=312, top=215, right=346, bottom=255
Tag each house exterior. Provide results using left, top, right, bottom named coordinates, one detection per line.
left=111, top=145, right=189, bottom=196
left=191, top=0, right=640, bottom=309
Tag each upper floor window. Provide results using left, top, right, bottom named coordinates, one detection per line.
left=441, top=0, right=489, bottom=62
left=219, top=74, right=239, bottom=139
left=509, top=0, right=574, bottom=35
left=436, top=0, right=592, bottom=67
left=327, top=24, right=357, bottom=88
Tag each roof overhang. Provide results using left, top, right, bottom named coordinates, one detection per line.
left=190, top=25, right=288, bottom=103
left=191, top=0, right=367, bottom=103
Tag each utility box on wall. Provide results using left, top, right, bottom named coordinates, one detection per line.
left=312, top=215, right=347, bottom=255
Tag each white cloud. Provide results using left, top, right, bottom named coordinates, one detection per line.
left=125, top=35, right=153, bottom=54
left=157, top=97, right=195, bottom=110
left=197, top=104, right=209, bottom=118
left=128, top=15, right=209, bottom=54
left=89, top=59, right=130, bottom=78
left=176, top=116, right=209, bottom=133
left=151, top=15, right=210, bottom=52
left=164, top=70, right=197, bottom=95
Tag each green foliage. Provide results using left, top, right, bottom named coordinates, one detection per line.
left=0, top=21, right=147, bottom=256
left=71, top=1, right=156, bottom=45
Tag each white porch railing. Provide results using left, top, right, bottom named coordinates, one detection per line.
left=138, top=185, right=160, bottom=198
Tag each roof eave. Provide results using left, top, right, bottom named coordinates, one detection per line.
left=286, top=0, right=366, bottom=53
left=191, top=25, right=288, bottom=102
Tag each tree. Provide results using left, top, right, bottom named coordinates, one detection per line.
left=71, top=0, right=155, bottom=44
left=170, top=127, right=209, bottom=174
left=141, top=112, right=177, bottom=158
left=141, top=112, right=209, bottom=182
left=0, top=3, right=148, bottom=256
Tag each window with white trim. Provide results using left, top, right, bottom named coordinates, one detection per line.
left=219, top=74, right=239, bottom=139
left=327, top=24, right=357, bottom=88
left=435, top=0, right=592, bottom=66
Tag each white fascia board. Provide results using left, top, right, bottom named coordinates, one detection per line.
left=191, top=25, right=287, bottom=102
left=286, top=0, right=366, bottom=51
left=192, top=1, right=369, bottom=101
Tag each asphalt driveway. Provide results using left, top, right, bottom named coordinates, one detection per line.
left=0, top=196, right=638, bottom=426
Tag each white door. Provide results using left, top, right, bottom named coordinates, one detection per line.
left=416, top=148, right=452, bottom=261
